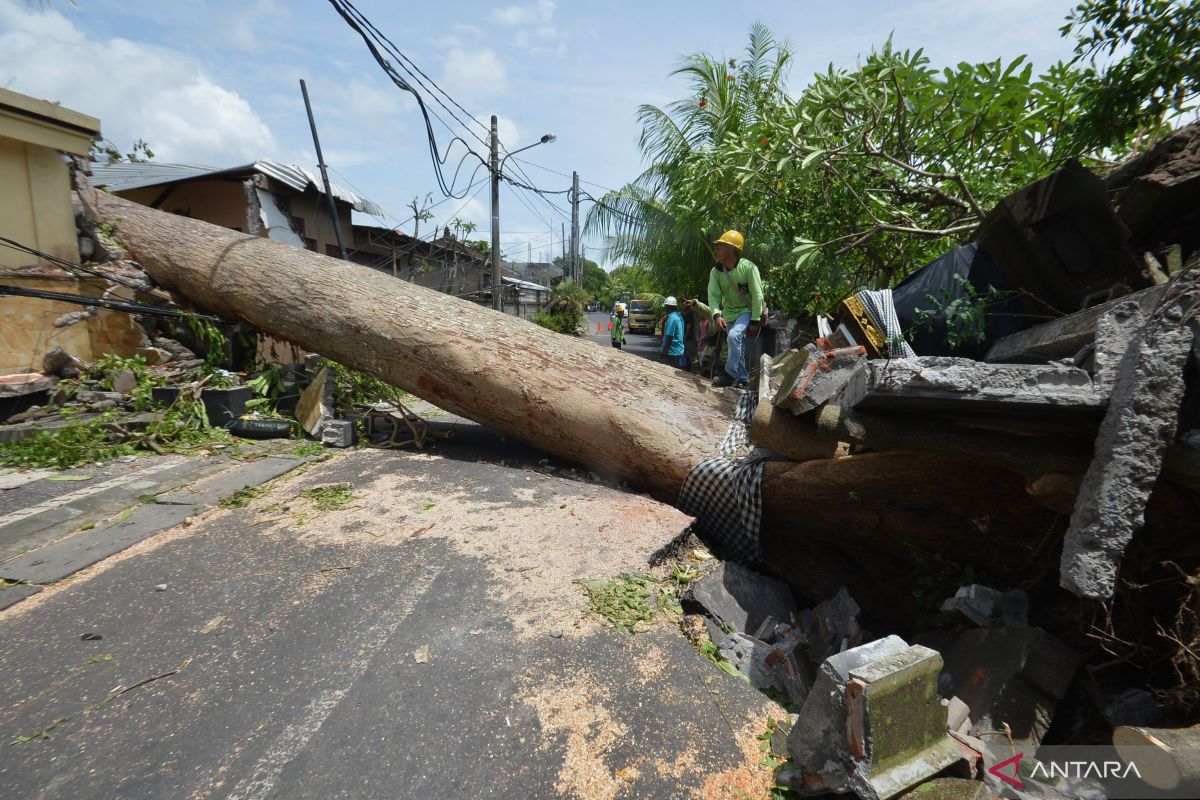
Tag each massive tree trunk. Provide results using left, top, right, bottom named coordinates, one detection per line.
left=86, top=191, right=734, bottom=502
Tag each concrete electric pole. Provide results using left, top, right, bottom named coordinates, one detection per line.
left=490, top=115, right=502, bottom=311
left=570, top=171, right=580, bottom=283
left=489, top=116, right=556, bottom=312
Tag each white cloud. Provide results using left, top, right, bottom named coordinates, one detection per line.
left=491, top=0, right=555, bottom=27
left=0, top=0, right=277, bottom=166
left=490, top=0, right=566, bottom=56
left=441, top=48, right=510, bottom=106
left=224, top=0, right=289, bottom=52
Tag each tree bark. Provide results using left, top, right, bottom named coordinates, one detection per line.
left=85, top=191, right=734, bottom=502
left=1113, top=725, right=1200, bottom=791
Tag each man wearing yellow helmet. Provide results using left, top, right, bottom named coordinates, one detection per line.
left=707, top=229, right=763, bottom=389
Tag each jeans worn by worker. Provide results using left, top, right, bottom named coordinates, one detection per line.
left=724, top=311, right=752, bottom=383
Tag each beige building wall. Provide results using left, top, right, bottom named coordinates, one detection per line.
left=0, top=88, right=99, bottom=271
left=121, top=180, right=249, bottom=232
left=0, top=275, right=146, bottom=374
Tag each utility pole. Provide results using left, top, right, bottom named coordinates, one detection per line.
left=299, top=79, right=347, bottom=260
left=570, top=171, right=580, bottom=284
left=561, top=223, right=566, bottom=267
left=490, top=115, right=501, bottom=311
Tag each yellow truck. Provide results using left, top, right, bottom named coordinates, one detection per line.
left=627, top=300, right=658, bottom=335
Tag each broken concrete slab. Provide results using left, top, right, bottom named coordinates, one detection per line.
left=1092, top=300, right=1145, bottom=396
left=860, top=357, right=1104, bottom=414
left=934, top=627, right=1080, bottom=751
left=154, top=456, right=303, bottom=508
left=0, top=503, right=195, bottom=585
left=774, top=344, right=868, bottom=415
left=684, top=560, right=798, bottom=636
left=846, top=645, right=962, bottom=800
left=42, top=345, right=91, bottom=381
left=786, top=634, right=909, bottom=794
left=717, top=629, right=812, bottom=708
left=940, top=584, right=1029, bottom=628
left=1060, top=282, right=1196, bottom=599
left=796, top=585, right=865, bottom=666
left=0, top=469, right=54, bottom=490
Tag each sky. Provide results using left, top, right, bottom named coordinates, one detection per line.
left=0, top=0, right=1086, bottom=269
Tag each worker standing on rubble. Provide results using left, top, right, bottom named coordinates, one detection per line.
left=707, top=230, right=764, bottom=389
left=659, top=296, right=687, bottom=369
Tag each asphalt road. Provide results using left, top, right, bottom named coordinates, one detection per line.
left=584, top=311, right=662, bottom=364
left=0, top=437, right=780, bottom=799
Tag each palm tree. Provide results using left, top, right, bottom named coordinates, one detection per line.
left=585, top=24, right=792, bottom=298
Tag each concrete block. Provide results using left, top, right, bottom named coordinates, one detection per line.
left=1060, top=292, right=1195, bottom=598
left=786, top=634, right=909, bottom=793
left=847, top=645, right=962, bottom=800
left=937, top=627, right=1080, bottom=751
left=321, top=419, right=355, bottom=448
left=862, top=357, right=1103, bottom=413
left=685, top=561, right=798, bottom=636
left=939, top=584, right=1028, bottom=628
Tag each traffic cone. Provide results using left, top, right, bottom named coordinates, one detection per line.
left=607, top=321, right=612, bottom=331
left=597, top=322, right=603, bottom=333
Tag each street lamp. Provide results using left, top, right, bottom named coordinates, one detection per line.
left=490, top=115, right=556, bottom=310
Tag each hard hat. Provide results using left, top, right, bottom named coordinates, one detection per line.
left=714, top=230, right=744, bottom=250
left=664, top=296, right=678, bottom=307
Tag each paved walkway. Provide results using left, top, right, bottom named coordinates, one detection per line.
left=0, top=432, right=781, bottom=798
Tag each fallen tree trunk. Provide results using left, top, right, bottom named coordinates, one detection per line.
left=85, top=191, right=733, bottom=502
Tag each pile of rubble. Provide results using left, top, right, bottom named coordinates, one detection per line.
left=701, top=124, right=1200, bottom=798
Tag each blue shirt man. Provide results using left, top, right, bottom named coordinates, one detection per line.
left=660, top=296, right=687, bottom=368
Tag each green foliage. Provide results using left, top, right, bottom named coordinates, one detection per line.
left=220, top=485, right=263, bottom=508
left=577, top=574, right=657, bottom=634
left=186, top=315, right=227, bottom=368
left=319, top=360, right=408, bottom=414
left=1061, top=0, right=1200, bottom=150
left=88, top=353, right=163, bottom=410
left=910, top=273, right=1013, bottom=349
left=90, top=137, right=154, bottom=165
left=588, top=14, right=1177, bottom=319
left=297, top=482, right=357, bottom=511
left=0, top=412, right=137, bottom=469
left=544, top=279, right=591, bottom=329
left=533, top=310, right=582, bottom=335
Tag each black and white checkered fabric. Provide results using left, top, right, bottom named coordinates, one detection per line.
left=678, top=389, right=765, bottom=564
left=858, top=288, right=917, bottom=359
left=719, top=389, right=758, bottom=455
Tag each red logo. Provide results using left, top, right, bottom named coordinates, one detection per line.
left=988, top=752, right=1025, bottom=789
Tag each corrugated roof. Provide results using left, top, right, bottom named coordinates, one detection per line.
left=90, top=159, right=385, bottom=216
left=502, top=275, right=550, bottom=291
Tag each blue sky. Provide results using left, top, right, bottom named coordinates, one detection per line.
left=1, top=0, right=1085, bottom=268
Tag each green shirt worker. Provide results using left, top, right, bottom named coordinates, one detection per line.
left=706, top=230, right=764, bottom=389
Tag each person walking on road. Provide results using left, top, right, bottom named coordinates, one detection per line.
left=707, top=230, right=763, bottom=389
left=610, top=306, right=626, bottom=349
left=659, top=296, right=687, bottom=369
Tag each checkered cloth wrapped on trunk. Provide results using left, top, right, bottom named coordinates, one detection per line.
left=678, top=390, right=766, bottom=565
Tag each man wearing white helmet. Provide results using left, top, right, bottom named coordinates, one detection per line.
left=707, top=229, right=763, bottom=389
left=659, top=296, right=687, bottom=369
